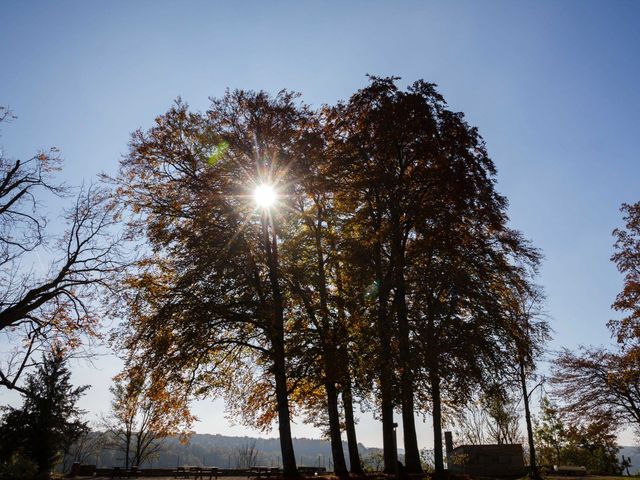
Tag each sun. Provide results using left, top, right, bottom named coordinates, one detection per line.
left=253, top=184, right=276, bottom=209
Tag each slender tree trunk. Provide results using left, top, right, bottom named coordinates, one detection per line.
left=125, top=428, right=131, bottom=470
left=520, top=360, right=539, bottom=478
left=430, top=362, right=445, bottom=475
left=311, top=207, right=348, bottom=477
left=387, top=203, right=421, bottom=473
left=392, top=235, right=421, bottom=473
left=325, top=379, right=349, bottom=476
left=332, top=239, right=363, bottom=476
left=342, top=379, right=364, bottom=474
left=135, top=432, right=142, bottom=467
left=273, top=348, right=298, bottom=477
left=375, top=242, right=397, bottom=474
left=263, top=214, right=298, bottom=477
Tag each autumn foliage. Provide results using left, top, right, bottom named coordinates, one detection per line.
left=112, top=77, right=546, bottom=477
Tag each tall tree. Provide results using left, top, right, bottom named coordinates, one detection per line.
left=115, top=92, right=312, bottom=477
left=326, top=77, right=540, bottom=475
left=393, top=83, right=540, bottom=474
left=552, top=201, right=640, bottom=440
left=505, top=285, right=549, bottom=478
left=0, top=347, right=88, bottom=478
left=283, top=160, right=349, bottom=476
left=0, top=107, right=124, bottom=393
left=114, top=79, right=541, bottom=477
left=610, top=201, right=640, bottom=353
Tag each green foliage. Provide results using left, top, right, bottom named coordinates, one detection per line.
left=360, top=450, right=385, bottom=472
left=0, top=347, right=88, bottom=477
left=534, top=397, right=566, bottom=467
left=561, top=418, right=624, bottom=475
left=208, top=141, right=229, bottom=165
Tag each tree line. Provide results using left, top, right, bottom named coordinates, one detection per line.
left=0, top=77, right=638, bottom=479
left=111, top=76, right=548, bottom=478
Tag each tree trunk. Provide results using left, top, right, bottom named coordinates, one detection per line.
left=332, top=239, right=363, bottom=476
left=375, top=249, right=397, bottom=474
left=342, top=378, right=363, bottom=474
left=311, top=207, right=348, bottom=477
left=430, top=364, right=445, bottom=475
left=387, top=204, right=421, bottom=473
left=326, top=380, right=348, bottom=477
left=520, top=360, right=539, bottom=478
left=264, top=215, right=298, bottom=477
left=273, top=349, right=298, bottom=477
left=125, top=429, right=131, bottom=470
left=392, top=243, right=422, bottom=473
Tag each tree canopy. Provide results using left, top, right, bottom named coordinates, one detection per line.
left=113, top=77, right=546, bottom=477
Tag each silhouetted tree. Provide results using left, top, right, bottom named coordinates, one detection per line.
left=234, top=440, right=260, bottom=468
left=114, top=92, right=310, bottom=477
left=0, top=107, right=124, bottom=393
left=505, top=285, right=549, bottom=478
left=552, top=202, right=640, bottom=440
left=113, top=78, right=542, bottom=478
left=610, top=201, right=640, bottom=352
left=61, top=428, right=105, bottom=473
left=0, top=347, right=88, bottom=478
left=552, top=347, right=640, bottom=436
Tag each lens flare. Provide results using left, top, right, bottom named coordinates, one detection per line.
left=254, top=184, right=276, bottom=208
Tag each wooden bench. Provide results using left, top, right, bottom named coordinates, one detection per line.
left=555, top=465, right=587, bottom=476
left=174, top=466, right=219, bottom=479
left=250, top=466, right=280, bottom=478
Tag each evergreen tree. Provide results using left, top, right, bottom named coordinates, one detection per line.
left=0, top=347, right=88, bottom=478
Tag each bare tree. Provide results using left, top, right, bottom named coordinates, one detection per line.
left=454, top=399, right=489, bottom=445
left=454, top=390, right=522, bottom=446
left=0, top=107, right=125, bottom=393
left=234, top=440, right=260, bottom=469
left=61, top=428, right=106, bottom=472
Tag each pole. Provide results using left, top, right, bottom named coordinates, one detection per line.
left=393, top=422, right=399, bottom=475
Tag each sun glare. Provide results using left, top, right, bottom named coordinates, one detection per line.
left=253, top=184, right=276, bottom=209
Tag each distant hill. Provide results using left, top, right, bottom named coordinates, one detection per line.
left=88, top=434, right=639, bottom=473
left=91, top=433, right=378, bottom=469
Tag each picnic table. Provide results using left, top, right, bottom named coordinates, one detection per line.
left=250, top=466, right=280, bottom=478
left=110, top=465, right=140, bottom=478
left=174, top=466, right=219, bottom=479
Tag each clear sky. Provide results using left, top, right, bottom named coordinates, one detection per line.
left=1, top=0, right=639, bottom=448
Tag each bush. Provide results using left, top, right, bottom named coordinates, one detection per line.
left=0, top=452, right=38, bottom=479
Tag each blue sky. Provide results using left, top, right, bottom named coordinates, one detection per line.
left=1, top=1, right=639, bottom=447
